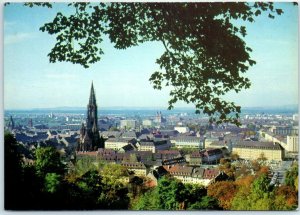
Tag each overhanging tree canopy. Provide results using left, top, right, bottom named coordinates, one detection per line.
left=25, top=2, right=287, bottom=125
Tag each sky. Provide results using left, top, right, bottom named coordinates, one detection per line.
left=3, top=2, right=299, bottom=110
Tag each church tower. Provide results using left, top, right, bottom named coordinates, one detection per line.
left=78, top=82, right=103, bottom=151
left=7, top=116, right=15, bottom=131
left=86, top=82, right=98, bottom=132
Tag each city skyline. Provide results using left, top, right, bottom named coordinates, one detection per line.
left=4, top=3, right=299, bottom=110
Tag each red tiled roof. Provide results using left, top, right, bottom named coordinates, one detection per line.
left=121, top=162, right=146, bottom=169
left=203, top=169, right=219, bottom=179
left=163, top=164, right=193, bottom=176
left=157, top=150, right=180, bottom=155
left=190, top=151, right=202, bottom=158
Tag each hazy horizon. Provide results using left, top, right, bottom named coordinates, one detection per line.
left=4, top=104, right=299, bottom=111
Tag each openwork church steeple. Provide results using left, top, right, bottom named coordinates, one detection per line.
left=89, top=82, right=96, bottom=106
left=78, top=82, right=103, bottom=151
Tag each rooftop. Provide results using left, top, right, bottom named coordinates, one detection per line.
left=234, top=141, right=283, bottom=150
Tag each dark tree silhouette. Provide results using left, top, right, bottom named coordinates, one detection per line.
left=4, top=133, right=24, bottom=209
left=22, top=2, right=288, bottom=124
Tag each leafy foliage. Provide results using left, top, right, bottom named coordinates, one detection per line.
left=72, top=155, right=97, bottom=177
left=230, top=173, right=298, bottom=211
left=100, top=162, right=128, bottom=188
left=98, top=163, right=130, bottom=209
left=128, top=176, right=148, bottom=203
left=132, top=176, right=218, bottom=210
left=4, top=132, right=298, bottom=210
left=231, top=174, right=273, bottom=210
left=35, top=146, right=65, bottom=177
left=44, top=173, right=61, bottom=193
left=156, top=176, right=186, bottom=210
left=285, top=163, right=298, bottom=188
left=219, top=158, right=236, bottom=179
left=71, top=170, right=104, bottom=209
left=188, top=196, right=220, bottom=210
left=183, top=183, right=208, bottom=209
left=132, top=188, right=160, bottom=210
left=274, top=185, right=298, bottom=209
left=27, top=2, right=284, bottom=125
left=207, top=181, right=238, bottom=209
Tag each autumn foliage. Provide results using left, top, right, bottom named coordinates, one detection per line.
left=207, top=181, right=237, bottom=209
left=275, top=185, right=298, bottom=207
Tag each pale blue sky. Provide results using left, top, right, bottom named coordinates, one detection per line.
left=3, top=3, right=299, bottom=110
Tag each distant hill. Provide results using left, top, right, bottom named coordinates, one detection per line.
left=241, top=105, right=298, bottom=114
left=5, top=104, right=298, bottom=115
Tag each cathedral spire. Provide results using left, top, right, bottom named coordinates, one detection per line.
left=78, top=82, right=103, bottom=151
left=89, top=81, right=96, bottom=105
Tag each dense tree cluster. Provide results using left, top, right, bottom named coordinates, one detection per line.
left=132, top=176, right=220, bottom=210
left=209, top=162, right=298, bottom=210
left=5, top=132, right=298, bottom=210
left=21, top=2, right=291, bottom=125
left=4, top=133, right=129, bottom=210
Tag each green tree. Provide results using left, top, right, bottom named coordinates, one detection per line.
left=273, top=185, right=298, bottom=210
left=132, top=176, right=222, bottom=210
left=132, top=188, right=160, bottom=210
left=98, top=163, right=130, bottom=209
left=134, top=176, right=186, bottom=210
left=44, top=173, right=61, bottom=193
left=35, top=146, right=65, bottom=177
left=156, top=176, right=186, bottom=210
left=72, top=155, right=97, bottom=177
left=128, top=176, right=145, bottom=200
left=188, top=196, right=220, bottom=210
left=24, top=2, right=287, bottom=125
left=183, top=184, right=208, bottom=210
left=285, top=163, right=298, bottom=188
left=273, top=195, right=292, bottom=210
left=231, top=174, right=273, bottom=210
left=100, top=163, right=128, bottom=188
left=69, top=170, right=104, bottom=209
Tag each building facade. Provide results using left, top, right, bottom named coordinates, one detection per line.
left=120, top=120, right=137, bottom=130
left=142, top=119, right=153, bottom=128
left=174, top=126, right=190, bottom=134
left=286, top=135, right=299, bottom=152
left=171, top=136, right=203, bottom=149
left=163, top=164, right=228, bottom=186
left=121, top=162, right=147, bottom=176
left=232, top=141, right=284, bottom=161
left=154, top=111, right=166, bottom=124
left=138, top=139, right=170, bottom=153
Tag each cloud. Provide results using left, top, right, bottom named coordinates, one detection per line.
left=4, top=32, right=36, bottom=45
